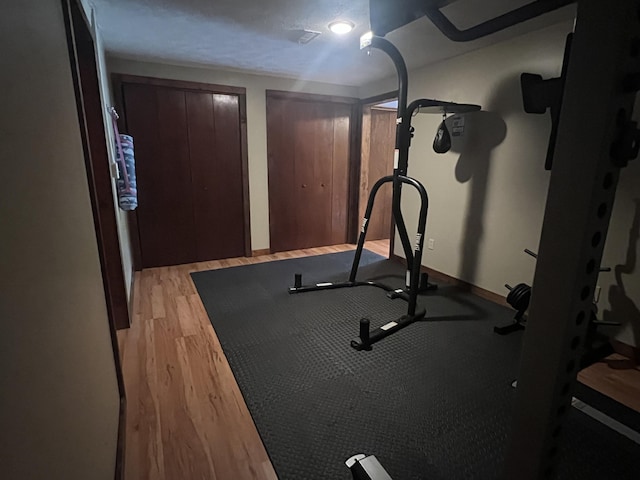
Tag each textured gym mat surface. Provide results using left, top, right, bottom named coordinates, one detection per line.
left=191, top=251, right=640, bottom=480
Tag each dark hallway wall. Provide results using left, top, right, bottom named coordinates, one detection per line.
left=0, top=1, right=120, bottom=478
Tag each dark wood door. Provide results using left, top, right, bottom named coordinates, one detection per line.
left=267, top=94, right=353, bottom=252
left=360, top=107, right=396, bottom=240
left=185, top=92, right=246, bottom=261
left=122, top=82, right=247, bottom=268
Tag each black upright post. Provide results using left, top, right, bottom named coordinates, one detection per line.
left=294, top=35, right=432, bottom=352
left=349, top=176, right=394, bottom=282
left=349, top=36, right=416, bottom=283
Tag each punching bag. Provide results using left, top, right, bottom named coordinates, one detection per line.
left=433, top=117, right=451, bottom=154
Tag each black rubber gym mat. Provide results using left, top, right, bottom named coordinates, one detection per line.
left=191, top=251, right=640, bottom=479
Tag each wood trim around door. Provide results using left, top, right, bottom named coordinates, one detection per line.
left=360, top=90, right=398, bottom=107
left=238, top=93, right=252, bottom=257
left=266, top=89, right=359, bottom=105
left=62, top=1, right=127, bottom=479
left=348, top=102, right=363, bottom=244
left=111, top=73, right=252, bottom=268
left=112, top=74, right=246, bottom=96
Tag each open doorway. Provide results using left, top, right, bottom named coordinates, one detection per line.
left=359, top=94, right=398, bottom=257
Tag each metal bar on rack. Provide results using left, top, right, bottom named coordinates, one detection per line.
left=504, top=1, right=640, bottom=477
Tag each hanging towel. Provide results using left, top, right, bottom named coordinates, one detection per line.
left=115, top=133, right=137, bottom=211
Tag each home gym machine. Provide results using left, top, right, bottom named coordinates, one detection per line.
left=495, top=25, right=620, bottom=361
left=497, top=248, right=619, bottom=370
left=345, top=1, right=640, bottom=480
left=288, top=33, right=479, bottom=352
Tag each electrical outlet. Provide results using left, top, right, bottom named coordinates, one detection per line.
left=428, top=238, right=435, bottom=250
left=594, top=285, right=601, bottom=303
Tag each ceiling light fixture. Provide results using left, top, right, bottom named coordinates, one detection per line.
left=329, top=20, right=355, bottom=35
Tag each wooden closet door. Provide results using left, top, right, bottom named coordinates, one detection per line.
left=185, top=92, right=246, bottom=261
left=330, top=103, right=352, bottom=245
left=292, top=101, right=334, bottom=249
left=266, top=97, right=296, bottom=252
left=123, top=84, right=197, bottom=268
left=267, top=94, right=353, bottom=253
left=121, top=79, right=248, bottom=268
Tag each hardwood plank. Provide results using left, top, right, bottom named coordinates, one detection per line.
left=150, top=284, right=166, bottom=319
left=153, top=315, right=213, bottom=479
left=119, top=314, right=141, bottom=480
left=174, top=336, right=217, bottom=478
left=140, top=319, right=165, bottom=480
left=176, top=295, right=200, bottom=338
left=578, top=354, right=640, bottom=412
left=365, top=239, right=391, bottom=258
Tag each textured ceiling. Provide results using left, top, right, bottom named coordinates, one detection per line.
left=90, top=0, right=577, bottom=86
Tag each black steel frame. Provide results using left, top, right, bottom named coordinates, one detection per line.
left=418, top=0, right=640, bottom=478
left=504, top=2, right=640, bottom=475
left=342, top=1, right=640, bottom=479
left=289, top=36, right=432, bottom=351
left=422, top=0, right=575, bottom=42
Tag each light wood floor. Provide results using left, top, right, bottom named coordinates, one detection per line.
left=578, top=354, right=640, bottom=411
left=117, top=240, right=390, bottom=480
left=118, top=238, right=640, bottom=480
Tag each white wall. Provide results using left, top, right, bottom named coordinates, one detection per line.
left=107, top=58, right=359, bottom=251
left=361, top=21, right=571, bottom=293
left=361, top=21, right=640, bottom=347
left=0, top=1, right=120, bottom=479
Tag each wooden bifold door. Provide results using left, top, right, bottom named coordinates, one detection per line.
left=266, top=91, right=358, bottom=253
left=115, top=76, right=250, bottom=269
